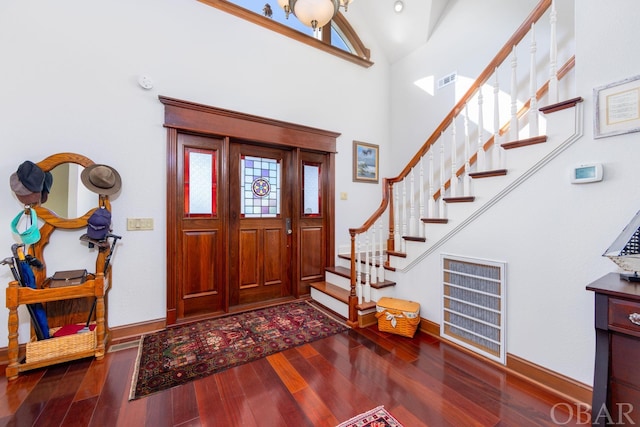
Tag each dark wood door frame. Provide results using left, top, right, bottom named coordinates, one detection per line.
left=161, top=96, right=339, bottom=325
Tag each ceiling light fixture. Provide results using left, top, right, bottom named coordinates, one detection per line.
left=394, top=0, right=404, bottom=13
left=277, top=0, right=354, bottom=31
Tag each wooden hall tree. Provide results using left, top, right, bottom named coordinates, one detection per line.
left=161, top=96, right=339, bottom=325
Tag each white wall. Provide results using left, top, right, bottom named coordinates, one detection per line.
left=0, top=0, right=390, bottom=345
left=387, top=0, right=640, bottom=387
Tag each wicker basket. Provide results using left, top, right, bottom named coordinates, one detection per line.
left=375, top=297, right=421, bottom=338
left=26, top=325, right=96, bottom=363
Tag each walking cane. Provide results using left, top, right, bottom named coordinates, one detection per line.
left=80, top=233, right=122, bottom=332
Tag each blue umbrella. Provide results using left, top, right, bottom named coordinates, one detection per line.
left=11, top=244, right=49, bottom=340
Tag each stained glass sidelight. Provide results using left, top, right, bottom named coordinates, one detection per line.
left=184, top=148, right=217, bottom=216
left=241, top=155, right=280, bottom=217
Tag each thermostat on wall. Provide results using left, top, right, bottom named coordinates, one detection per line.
left=571, top=163, right=603, bottom=184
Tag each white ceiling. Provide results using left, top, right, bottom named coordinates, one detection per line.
left=345, top=0, right=452, bottom=63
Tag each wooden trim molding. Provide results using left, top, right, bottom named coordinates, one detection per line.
left=159, top=96, right=340, bottom=154
left=197, top=0, right=373, bottom=68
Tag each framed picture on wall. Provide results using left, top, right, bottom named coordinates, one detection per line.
left=353, top=141, right=379, bottom=183
left=594, top=75, right=640, bottom=139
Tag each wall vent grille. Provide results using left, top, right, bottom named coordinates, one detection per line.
left=437, top=72, right=457, bottom=89
left=441, top=254, right=506, bottom=364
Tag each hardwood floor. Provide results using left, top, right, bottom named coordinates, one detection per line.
left=0, top=326, right=590, bottom=426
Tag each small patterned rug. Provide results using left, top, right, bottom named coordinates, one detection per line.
left=129, top=300, right=348, bottom=400
left=336, top=406, right=404, bottom=427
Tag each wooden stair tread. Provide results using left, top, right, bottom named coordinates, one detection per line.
left=309, top=281, right=349, bottom=303
left=403, top=236, right=426, bottom=242
left=443, top=196, right=475, bottom=203
left=356, top=301, right=377, bottom=311
left=337, top=253, right=393, bottom=270
left=422, top=218, right=449, bottom=224
left=539, top=96, right=583, bottom=114
left=501, top=135, right=547, bottom=150
left=325, top=266, right=396, bottom=289
left=469, top=169, right=507, bottom=179
left=386, top=250, right=406, bottom=258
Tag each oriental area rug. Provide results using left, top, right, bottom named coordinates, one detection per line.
left=336, top=406, right=404, bottom=427
left=129, top=300, right=348, bottom=400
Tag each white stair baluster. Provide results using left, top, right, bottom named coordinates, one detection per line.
left=492, top=68, right=502, bottom=170
left=378, top=221, right=385, bottom=282
left=548, top=0, right=558, bottom=105
left=428, top=150, right=435, bottom=218
left=450, top=118, right=458, bottom=197
left=510, top=45, right=519, bottom=142
left=401, top=178, right=407, bottom=252
left=394, top=184, right=401, bottom=250
left=419, top=158, right=425, bottom=237
left=463, top=104, right=471, bottom=196
left=409, top=168, right=416, bottom=236
left=369, top=227, right=377, bottom=284
left=364, top=232, right=370, bottom=302
left=439, top=136, right=446, bottom=218
left=477, top=89, right=485, bottom=172
left=529, top=23, right=539, bottom=137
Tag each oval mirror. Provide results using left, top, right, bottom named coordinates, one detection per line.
left=41, top=163, right=96, bottom=219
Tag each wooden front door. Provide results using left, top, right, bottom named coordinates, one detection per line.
left=228, top=143, right=292, bottom=306
left=162, top=96, right=338, bottom=325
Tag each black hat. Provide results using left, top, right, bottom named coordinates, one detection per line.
left=16, top=161, right=45, bottom=193
left=41, top=172, right=53, bottom=204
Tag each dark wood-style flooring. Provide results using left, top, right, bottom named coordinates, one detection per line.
left=0, top=326, right=590, bottom=426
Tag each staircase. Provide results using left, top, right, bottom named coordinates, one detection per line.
left=310, top=0, right=582, bottom=329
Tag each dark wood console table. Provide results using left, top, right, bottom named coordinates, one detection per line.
left=587, top=273, right=640, bottom=426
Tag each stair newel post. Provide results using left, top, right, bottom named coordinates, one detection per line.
left=419, top=158, right=425, bottom=237
left=509, top=45, right=519, bottom=142
left=477, top=89, right=485, bottom=172
left=356, top=233, right=362, bottom=304
left=492, top=68, right=502, bottom=169
left=439, top=135, right=446, bottom=218
left=364, top=232, right=371, bottom=302
left=409, top=168, right=416, bottom=236
left=401, top=179, right=407, bottom=253
left=378, top=220, right=385, bottom=282
left=428, top=150, right=435, bottom=218
left=548, top=0, right=558, bottom=105
left=529, top=23, right=539, bottom=137
left=348, top=230, right=358, bottom=326
left=369, top=227, right=377, bottom=285
left=463, top=104, right=471, bottom=197
left=450, top=117, right=458, bottom=197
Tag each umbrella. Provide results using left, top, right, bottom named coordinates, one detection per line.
left=11, top=244, right=49, bottom=340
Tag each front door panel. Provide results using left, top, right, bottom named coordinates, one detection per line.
left=175, top=134, right=225, bottom=318
left=229, top=143, right=292, bottom=306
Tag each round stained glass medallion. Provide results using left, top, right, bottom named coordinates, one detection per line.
left=252, top=178, right=270, bottom=197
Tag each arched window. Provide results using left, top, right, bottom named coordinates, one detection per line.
left=198, top=0, right=372, bottom=67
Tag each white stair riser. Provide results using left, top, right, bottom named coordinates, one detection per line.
left=310, top=288, right=349, bottom=318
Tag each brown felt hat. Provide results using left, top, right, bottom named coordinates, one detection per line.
left=81, top=164, right=122, bottom=195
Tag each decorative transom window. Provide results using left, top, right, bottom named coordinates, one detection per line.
left=197, top=0, right=372, bottom=67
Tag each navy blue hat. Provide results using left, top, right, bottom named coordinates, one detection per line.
left=41, top=172, right=53, bottom=204
left=87, top=208, right=111, bottom=241
left=16, top=161, right=45, bottom=193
